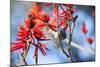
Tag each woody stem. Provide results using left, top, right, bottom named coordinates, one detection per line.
left=21, top=49, right=28, bottom=65
left=58, top=31, right=70, bottom=57
left=35, top=40, right=40, bottom=65
left=67, top=20, right=73, bottom=62
left=57, top=4, right=72, bottom=62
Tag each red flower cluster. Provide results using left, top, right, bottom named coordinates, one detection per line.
left=11, top=3, right=52, bottom=58
left=45, top=3, right=78, bottom=30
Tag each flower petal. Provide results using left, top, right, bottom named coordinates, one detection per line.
left=11, top=43, right=26, bottom=52
left=81, top=22, right=88, bottom=34
left=86, top=37, right=94, bottom=44
left=33, top=47, right=38, bottom=58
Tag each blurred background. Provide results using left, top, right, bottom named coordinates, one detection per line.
left=11, top=0, right=95, bottom=65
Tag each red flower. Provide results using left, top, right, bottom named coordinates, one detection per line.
left=48, top=18, right=57, bottom=31
left=24, top=18, right=36, bottom=29
left=27, top=3, right=47, bottom=25
left=60, top=9, right=73, bottom=21
left=38, top=13, right=50, bottom=23
left=64, top=10, right=73, bottom=20
left=11, top=24, right=32, bottom=52
left=52, top=4, right=58, bottom=17
left=33, top=17, right=57, bottom=32
left=32, top=25, right=51, bottom=41
left=86, top=37, right=94, bottom=44
left=33, top=43, right=48, bottom=58
left=11, top=40, right=27, bottom=52
left=32, top=28, right=45, bottom=38
left=28, top=3, right=42, bottom=19
left=16, top=24, right=31, bottom=43
left=81, top=22, right=88, bottom=34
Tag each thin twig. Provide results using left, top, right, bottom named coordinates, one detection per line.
left=71, top=22, right=75, bottom=34
left=35, top=48, right=38, bottom=65
left=59, top=4, right=66, bottom=13
left=67, top=20, right=73, bottom=62
left=57, top=4, right=71, bottom=60
left=58, top=31, right=69, bottom=57
left=21, top=50, right=28, bottom=65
